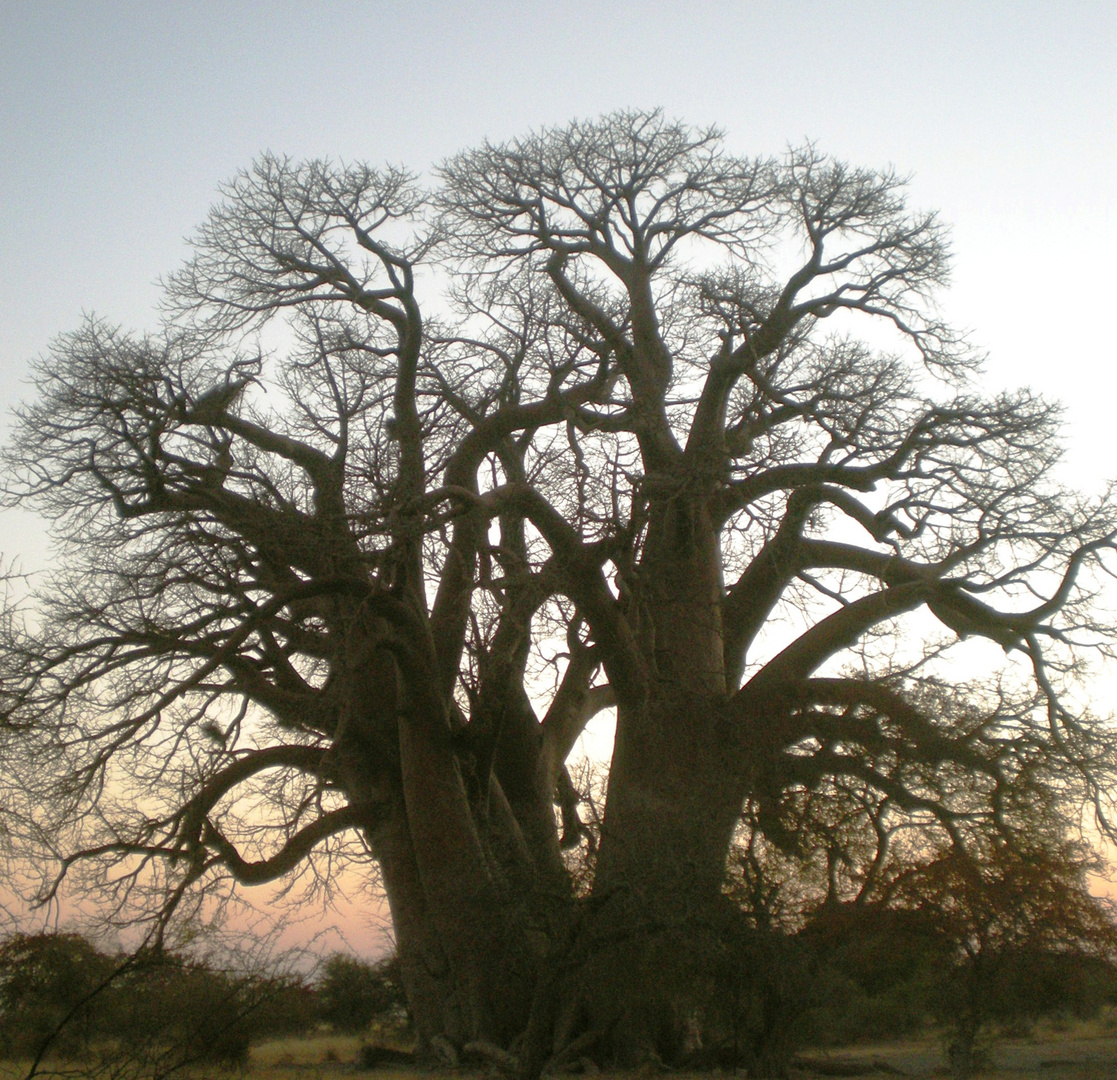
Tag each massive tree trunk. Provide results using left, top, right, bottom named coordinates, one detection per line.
left=598, top=493, right=739, bottom=900
left=575, top=703, right=747, bottom=1065
left=396, top=697, right=539, bottom=1044
left=339, top=606, right=545, bottom=1054
left=370, top=797, right=458, bottom=1054
left=530, top=494, right=753, bottom=1068
left=355, top=491, right=762, bottom=1071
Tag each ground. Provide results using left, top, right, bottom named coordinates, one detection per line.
left=4, top=1017, right=1117, bottom=1079
left=796, top=1027, right=1117, bottom=1079
left=247, top=1013, right=1117, bottom=1079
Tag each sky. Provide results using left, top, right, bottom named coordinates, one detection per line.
left=1, top=0, right=1115, bottom=953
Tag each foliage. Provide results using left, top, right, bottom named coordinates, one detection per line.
left=317, top=952, right=408, bottom=1034
left=0, top=932, right=313, bottom=1066
left=899, top=840, right=1117, bottom=1077
left=0, top=932, right=115, bottom=1059
left=736, top=817, right=1117, bottom=1075
left=106, top=950, right=302, bottom=1069
left=796, top=906, right=943, bottom=1045
left=2, top=109, right=1117, bottom=1073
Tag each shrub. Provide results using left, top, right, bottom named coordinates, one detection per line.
left=0, top=932, right=116, bottom=1059
left=318, top=952, right=408, bottom=1034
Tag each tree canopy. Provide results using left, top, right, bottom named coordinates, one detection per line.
left=2, top=110, right=1116, bottom=1072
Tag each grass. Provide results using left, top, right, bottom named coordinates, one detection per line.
left=252, top=1032, right=366, bottom=1068
left=251, top=1033, right=429, bottom=1078
left=184, top=1019, right=1117, bottom=1080
left=5, top=1016, right=1117, bottom=1080
left=794, top=1011, right=1117, bottom=1078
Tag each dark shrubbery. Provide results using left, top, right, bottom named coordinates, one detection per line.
left=790, top=879, right=1117, bottom=1079
left=0, top=932, right=315, bottom=1064
left=0, top=932, right=116, bottom=1059
left=797, top=905, right=944, bottom=1047
left=0, top=931, right=413, bottom=1063
left=106, top=950, right=311, bottom=1068
left=317, top=951, right=409, bottom=1034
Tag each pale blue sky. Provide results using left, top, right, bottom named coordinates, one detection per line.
left=3, top=2, right=1114, bottom=408
left=2, top=0, right=1115, bottom=947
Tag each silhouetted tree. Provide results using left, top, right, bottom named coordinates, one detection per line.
left=746, top=779, right=1117, bottom=1075
left=899, top=838, right=1117, bottom=1078
left=3, top=111, right=1116, bottom=1072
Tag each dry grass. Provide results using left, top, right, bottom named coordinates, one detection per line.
left=250, top=1033, right=426, bottom=1078
left=252, top=1032, right=365, bottom=1068
left=4, top=1017, right=1117, bottom=1080
left=240, top=1020, right=1117, bottom=1080
left=794, top=1012, right=1117, bottom=1079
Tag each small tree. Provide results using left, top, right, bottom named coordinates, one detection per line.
left=899, top=841, right=1117, bottom=1078
left=318, top=952, right=407, bottom=1034
left=729, top=743, right=1117, bottom=1071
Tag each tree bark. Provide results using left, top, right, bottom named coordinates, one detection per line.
left=541, top=493, right=752, bottom=1067
left=397, top=694, right=536, bottom=1043
left=370, top=797, right=459, bottom=1055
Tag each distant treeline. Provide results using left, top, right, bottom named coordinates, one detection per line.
left=3, top=911, right=1117, bottom=1070
left=0, top=931, right=407, bottom=1065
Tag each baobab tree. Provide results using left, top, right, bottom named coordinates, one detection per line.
left=3, top=111, right=1115, bottom=1070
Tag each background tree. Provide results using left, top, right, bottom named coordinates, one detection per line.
left=317, top=951, right=408, bottom=1034
left=0, top=931, right=312, bottom=1067
left=899, top=836, right=1117, bottom=1078
left=3, top=111, right=1116, bottom=1072
left=766, top=778, right=1117, bottom=1075
left=0, top=932, right=114, bottom=1059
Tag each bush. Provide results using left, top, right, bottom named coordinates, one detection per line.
left=108, top=952, right=256, bottom=1067
left=0, top=932, right=116, bottom=1059
left=791, top=891, right=1117, bottom=1072
left=0, top=931, right=315, bottom=1063
left=797, top=904, right=943, bottom=1046
left=318, top=952, right=408, bottom=1034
